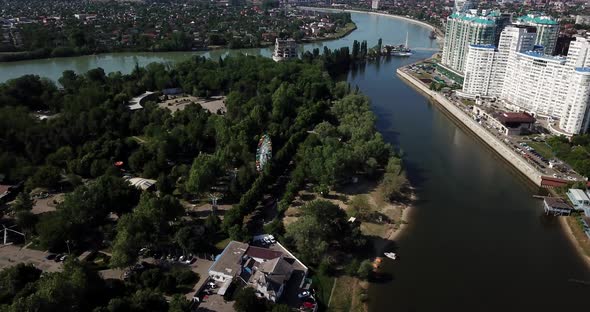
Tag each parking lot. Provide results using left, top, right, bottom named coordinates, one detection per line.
left=0, top=244, right=62, bottom=272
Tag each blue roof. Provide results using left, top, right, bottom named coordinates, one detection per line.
left=520, top=51, right=566, bottom=63
left=470, top=44, right=496, bottom=49
left=575, top=67, right=590, bottom=73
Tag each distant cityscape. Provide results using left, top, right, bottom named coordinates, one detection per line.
left=0, top=0, right=354, bottom=61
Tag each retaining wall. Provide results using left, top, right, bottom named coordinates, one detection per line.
left=396, top=68, right=543, bottom=186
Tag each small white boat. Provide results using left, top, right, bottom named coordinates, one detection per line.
left=384, top=252, right=397, bottom=260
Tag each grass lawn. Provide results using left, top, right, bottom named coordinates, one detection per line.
left=334, top=23, right=357, bottom=37
left=311, top=272, right=335, bottom=310
left=360, top=222, right=387, bottom=237
left=527, top=141, right=554, bottom=159
left=329, top=276, right=365, bottom=312
left=214, top=238, right=231, bottom=252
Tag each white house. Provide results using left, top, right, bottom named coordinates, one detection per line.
left=567, top=188, right=590, bottom=210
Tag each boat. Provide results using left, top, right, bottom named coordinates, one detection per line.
left=372, top=257, right=383, bottom=271
left=391, top=32, right=413, bottom=57
left=384, top=252, right=397, bottom=260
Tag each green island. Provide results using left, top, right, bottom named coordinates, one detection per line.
left=0, top=46, right=410, bottom=312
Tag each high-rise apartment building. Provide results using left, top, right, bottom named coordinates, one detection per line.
left=454, top=0, right=473, bottom=13
left=461, top=27, right=590, bottom=135
left=441, top=10, right=510, bottom=74
left=514, top=14, right=559, bottom=55
left=371, top=0, right=380, bottom=10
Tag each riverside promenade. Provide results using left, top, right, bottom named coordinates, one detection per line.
left=396, top=66, right=543, bottom=186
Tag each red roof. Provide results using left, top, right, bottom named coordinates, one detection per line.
left=0, top=185, right=11, bottom=194
left=541, top=176, right=569, bottom=187
left=495, top=112, right=536, bottom=124
left=245, top=246, right=282, bottom=260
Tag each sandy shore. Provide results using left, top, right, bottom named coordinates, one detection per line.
left=559, top=216, right=590, bottom=269
left=371, top=189, right=416, bottom=255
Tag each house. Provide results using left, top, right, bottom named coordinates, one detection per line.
left=543, top=197, right=574, bottom=216
left=125, top=177, right=156, bottom=191
left=209, top=241, right=249, bottom=295
left=208, top=240, right=308, bottom=302
left=566, top=189, right=590, bottom=210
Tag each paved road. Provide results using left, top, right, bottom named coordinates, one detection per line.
left=0, top=244, right=62, bottom=272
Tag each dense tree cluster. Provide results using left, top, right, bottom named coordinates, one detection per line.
left=284, top=200, right=366, bottom=265
left=548, top=135, right=590, bottom=177
left=0, top=260, right=193, bottom=312
left=0, top=49, right=404, bottom=309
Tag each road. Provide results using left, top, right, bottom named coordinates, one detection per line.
left=0, top=244, right=61, bottom=272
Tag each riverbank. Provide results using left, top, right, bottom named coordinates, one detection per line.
left=560, top=216, right=590, bottom=269
left=283, top=177, right=415, bottom=312
left=396, top=66, right=543, bottom=186
left=0, top=23, right=355, bottom=64
left=302, top=22, right=358, bottom=44
left=298, top=6, right=443, bottom=37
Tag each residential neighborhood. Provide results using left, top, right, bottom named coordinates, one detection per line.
left=0, top=0, right=353, bottom=61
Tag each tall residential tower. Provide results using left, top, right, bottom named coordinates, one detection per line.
left=441, top=10, right=510, bottom=75
left=461, top=26, right=590, bottom=135
left=514, top=14, right=560, bottom=55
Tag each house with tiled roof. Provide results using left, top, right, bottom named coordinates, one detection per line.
left=208, top=240, right=307, bottom=302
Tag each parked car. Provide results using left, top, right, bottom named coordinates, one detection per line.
left=54, top=254, right=63, bottom=262
left=45, top=253, right=57, bottom=260
left=298, top=291, right=310, bottom=298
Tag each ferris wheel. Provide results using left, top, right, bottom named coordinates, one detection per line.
left=256, top=134, right=272, bottom=172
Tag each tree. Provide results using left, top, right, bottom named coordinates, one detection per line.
left=11, top=192, right=33, bottom=213
left=111, top=194, right=183, bottom=267
left=26, top=165, right=62, bottom=189
left=233, top=287, right=265, bottom=312
left=15, top=211, right=38, bottom=239
left=18, top=260, right=108, bottom=312
left=348, top=195, right=372, bottom=220
left=270, top=304, right=291, bottom=312
left=0, top=263, right=41, bottom=304
left=129, top=289, right=168, bottom=312
left=357, top=259, right=373, bottom=280
left=186, top=154, right=221, bottom=194
left=381, top=156, right=408, bottom=201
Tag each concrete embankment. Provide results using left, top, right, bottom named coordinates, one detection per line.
left=396, top=68, right=543, bottom=186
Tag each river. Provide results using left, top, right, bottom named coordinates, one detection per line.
left=1, top=10, right=589, bottom=312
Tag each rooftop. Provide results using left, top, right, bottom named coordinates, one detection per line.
left=518, top=51, right=567, bottom=64
left=516, top=14, right=558, bottom=26
left=544, top=197, right=573, bottom=210
left=575, top=67, right=590, bottom=74
left=494, top=112, right=536, bottom=124
left=568, top=189, right=590, bottom=202
left=126, top=177, right=156, bottom=191
left=246, top=246, right=283, bottom=260
left=449, top=12, right=498, bottom=25
left=470, top=44, right=496, bottom=50
left=209, top=241, right=249, bottom=277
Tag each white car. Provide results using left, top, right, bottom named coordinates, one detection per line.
left=298, top=291, right=310, bottom=298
